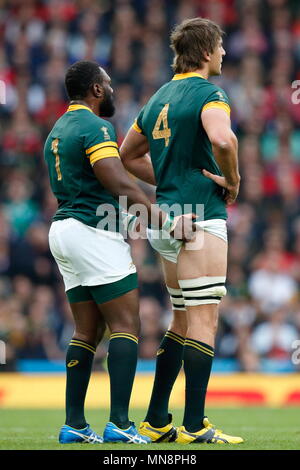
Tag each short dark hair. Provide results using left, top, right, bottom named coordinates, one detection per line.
left=65, top=61, right=103, bottom=100
left=170, top=18, right=224, bottom=73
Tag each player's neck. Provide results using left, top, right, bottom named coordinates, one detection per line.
left=69, top=99, right=99, bottom=116
left=191, top=68, right=209, bottom=80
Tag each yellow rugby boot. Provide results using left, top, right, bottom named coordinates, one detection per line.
left=176, top=417, right=244, bottom=444
left=139, top=414, right=177, bottom=443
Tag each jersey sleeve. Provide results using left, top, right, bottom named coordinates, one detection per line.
left=201, top=87, right=231, bottom=116
left=83, top=119, right=120, bottom=167
left=131, top=106, right=145, bottom=134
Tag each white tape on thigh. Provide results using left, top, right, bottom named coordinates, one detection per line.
left=167, top=286, right=186, bottom=311
left=178, top=276, right=226, bottom=306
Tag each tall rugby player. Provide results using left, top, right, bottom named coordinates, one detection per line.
left=120, top=18, right=243, bottom=444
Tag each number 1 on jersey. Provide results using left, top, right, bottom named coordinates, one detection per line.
left=51, top=138, right=62, bottom=181
left=152, top=103, right=171, bottom=147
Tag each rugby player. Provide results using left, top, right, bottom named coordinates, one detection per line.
left=44, top=61, right=194, bottom=444
left=120, top=18, right=243, bottom=444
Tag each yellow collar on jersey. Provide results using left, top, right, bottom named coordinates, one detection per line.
left=67, top=104, right=93, bottom=113
left=172, top=72, right=205, bottom=80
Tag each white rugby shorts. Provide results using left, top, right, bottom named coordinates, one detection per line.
left=147, top=219, right=227, bottom=264
left=48, top=218, right=136, bottom=291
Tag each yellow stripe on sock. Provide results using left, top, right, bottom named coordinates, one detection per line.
left=185, top=343, right=214, bottom=358
left=185, top=339, right=214, bottom=357
left=110, top=332, right=138, bottom=340
left=185, top=342, right=214, bottom=357
left=110, top=336, right=138, bottom=344
left=185, top=338, right=214, bottom=355
left=110, top=333, right=138, bottom=344
left=110, top=334, right=138, bottom=344
left=69, top=339, right=96, bottom=350
left=165, top=331, right=185, bottom=345
left=69, top=343, right=96, bottom=354
left=69, top=340, right=96, bottom=354
left=165, top=334, right=184, bottom=346
left=166, top=330, right=185, bottom=341
left=70, top=339, right=96, bottom=348
left=69, top=341, right=96, bottom=354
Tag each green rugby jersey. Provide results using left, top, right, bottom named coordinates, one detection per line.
left=133, top=72, right=231, bottom=221
left=44, top=104, right=121, bottom=230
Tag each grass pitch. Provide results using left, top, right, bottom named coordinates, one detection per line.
left=0, top=407, right=299, bottom=450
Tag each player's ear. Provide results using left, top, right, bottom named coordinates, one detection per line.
left=204, top=51, right=211, bottom=62
left=92, top=82, right=104, bottom=99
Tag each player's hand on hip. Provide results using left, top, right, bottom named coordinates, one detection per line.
left=171, top=213, right=196, bottom=242
left=202, top=169, right=239, bottom=206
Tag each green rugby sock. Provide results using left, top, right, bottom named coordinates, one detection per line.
left=182, top=338, right=214, bottom=433
left=65, top=338, right=96, bottom=429
left=108, top=333, right=138, bottom=429
left=145, top=330, right=185, bottom=428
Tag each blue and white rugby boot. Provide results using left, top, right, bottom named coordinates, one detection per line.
left=103, top=421, right=151, bottom=444
left=59, top=424, right=103, bottom=444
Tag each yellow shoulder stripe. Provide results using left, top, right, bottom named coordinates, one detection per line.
left=86, top=141, right=118, bottom=156
left=90, top=147, right=120, bottom=165
left=132, top=120, right=142, bottom=133
left=202, top=101, right=231, bottom=116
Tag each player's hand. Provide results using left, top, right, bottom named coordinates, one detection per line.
left=202, top=169, right=239, bottom=205
left=170, top=213, right=197, bottom=242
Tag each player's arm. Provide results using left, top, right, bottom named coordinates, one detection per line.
left=93, top=156, right=155, bottom=217
left=120, top=127, right=156, bottom=186
left=92, top=156, right=194, bottom=240
left=201, top=108, right=240, bottom=205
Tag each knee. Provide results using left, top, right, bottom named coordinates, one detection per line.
left=73, top=331, right=97, bottom=348
left=109, top=311, right=141, bottom=337
left=201, top=311, right=219, bottom=332
left=188, top=307, right=219, bottom=335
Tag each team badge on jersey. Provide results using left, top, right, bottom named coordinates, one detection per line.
left=101, top=126, right=110, bottom=140
left=216, top=91, right=225, bottom=101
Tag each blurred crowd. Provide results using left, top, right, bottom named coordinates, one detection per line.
left=0, top=0, right=300, bottom=372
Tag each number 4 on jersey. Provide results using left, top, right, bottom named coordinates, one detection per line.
left=152, top=103, right=171, bottom=147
